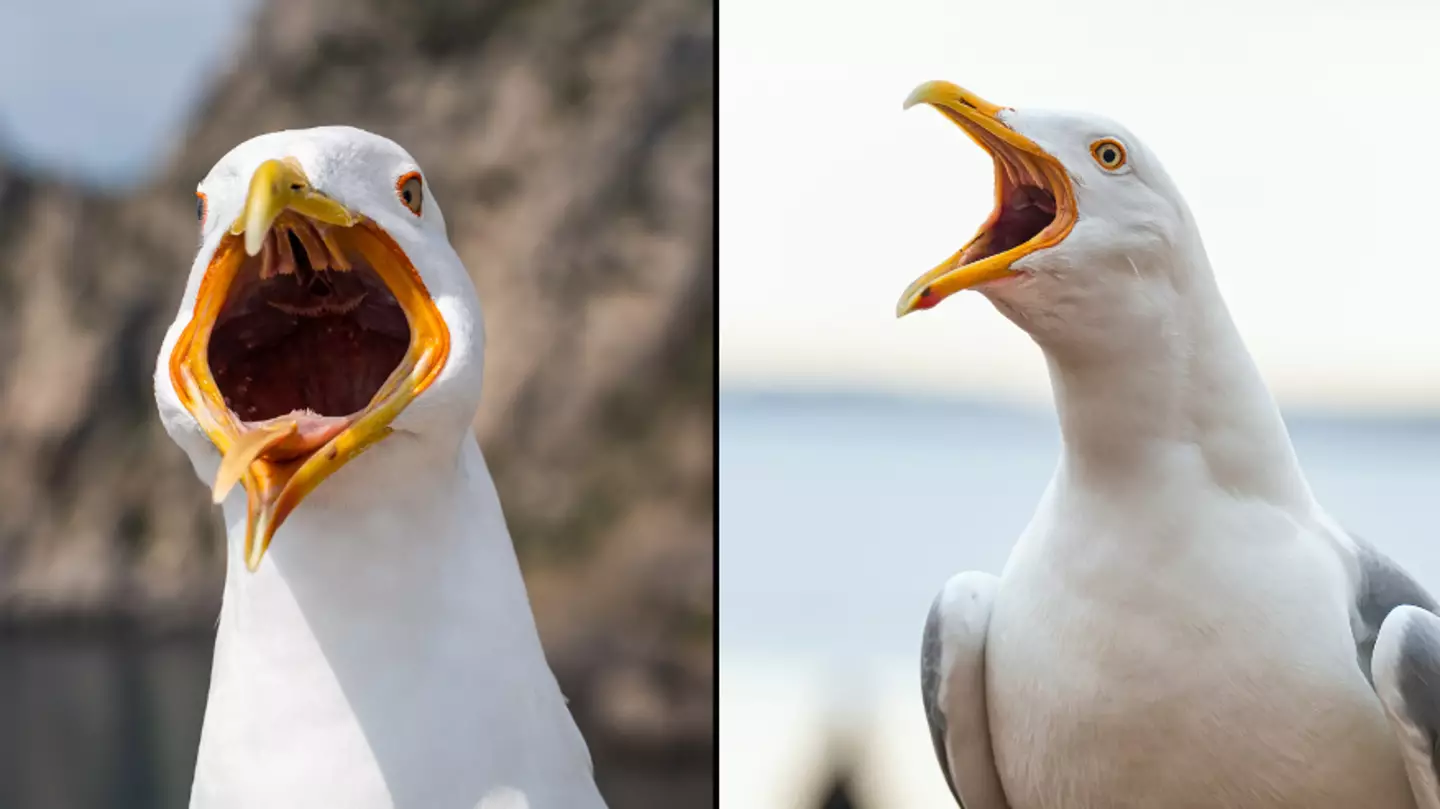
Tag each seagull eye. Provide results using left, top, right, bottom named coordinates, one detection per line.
left=196, top=192, right=208, bottom=225
left=396, top=172, right=423, bottom=216
left=1090, top=139, right=1127, bottom=170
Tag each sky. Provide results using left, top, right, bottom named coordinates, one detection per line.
left=720, top=0, right=1440, bottom=414
left=0, top=0, right=257, bottom=184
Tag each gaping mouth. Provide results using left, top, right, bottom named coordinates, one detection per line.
left=895, top=81, right=1077, bottom=317
left=170, top=158, right=449, bottom=571
left=210, top=215, right=409, bottom=430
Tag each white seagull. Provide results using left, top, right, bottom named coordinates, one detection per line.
left=154, top=127, right=609, bottom=809
left=898, top=81, right=1440, bottom=809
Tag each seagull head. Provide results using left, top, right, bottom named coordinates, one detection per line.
left=154, top=127, right=484, bottom=571
left=896, top=81, right=1198, bottom=352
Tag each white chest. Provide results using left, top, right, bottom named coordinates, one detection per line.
left=984, top=512, right=1415, bottom=809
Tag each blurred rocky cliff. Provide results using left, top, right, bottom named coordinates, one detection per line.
left=0, top=0, right=713, bottom=802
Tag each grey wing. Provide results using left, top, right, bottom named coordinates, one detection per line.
left=920, top=571, right=1010, bottom=809
left=1373, top=605, right=1440, bottom=808
left=1351, top=536, right=1440, bottom=808
left=1352, top=537, right=1439, bottom=685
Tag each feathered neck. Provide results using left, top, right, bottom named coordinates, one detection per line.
left=191, top=439, right=605, bottom=808
left=1023, top=234, right=1314, bottom=511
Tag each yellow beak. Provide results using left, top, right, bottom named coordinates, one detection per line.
left=170, top=159, right=450, bottom=571
left=895, top=81, right=1077, bottom=317
left=230, top=158, right=359, bottom=256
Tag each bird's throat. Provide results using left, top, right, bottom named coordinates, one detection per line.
left=1035, top=259, right=1313, bottom=509
left=193, top=441, right=589, bottom=805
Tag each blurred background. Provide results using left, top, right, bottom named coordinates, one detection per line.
left=0, top=1, right=713, bottom=807
left=720, top=0, right=1440, bottom=806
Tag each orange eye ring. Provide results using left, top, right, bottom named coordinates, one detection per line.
left=396, top=171, right=423, bottom=216
left=1090, top=138, right=1127, bottom=170
left=196, top=191, right=208, bottom=225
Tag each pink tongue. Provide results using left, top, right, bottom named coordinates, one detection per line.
left=244, top=410, right=351, bottom=459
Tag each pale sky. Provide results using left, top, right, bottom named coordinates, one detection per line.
left=0, top=0, right=256, bottom=182
left=720, top=0, right=1440, bottom=413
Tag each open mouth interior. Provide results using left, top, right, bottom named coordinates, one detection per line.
left=958, top=170, right=1058, bottom=267
left=207, top=214, right=410, bottom=428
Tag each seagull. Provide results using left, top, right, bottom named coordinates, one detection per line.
left=898, top=81, right=1440, bottom=809
left=153, top=127, right=609, bottom=809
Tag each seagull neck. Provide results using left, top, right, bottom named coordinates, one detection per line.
left=1034, top=245, right=1313, bottom=509
left=197, top=438, right=594, bottom=804
left=217, top=438, right=547, bottom=676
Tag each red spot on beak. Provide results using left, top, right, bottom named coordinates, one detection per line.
left=914, top=286, right=939, bottom=310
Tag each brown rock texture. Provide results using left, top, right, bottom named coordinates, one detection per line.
left=0, top=0, right=714, bottom=804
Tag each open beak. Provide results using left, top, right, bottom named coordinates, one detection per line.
left=168, top=158, right=450, bottom=571
left=896, top=81, right=1077, bottom=317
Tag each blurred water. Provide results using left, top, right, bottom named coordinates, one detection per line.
left=720, top=390, right=1440, bottom=807
left=0, top=631, right=211, bottom=809
left=0, top=631, right=706, bottom=809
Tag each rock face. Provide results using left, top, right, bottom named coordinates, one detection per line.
left=0, top=0, right=713, bottom=803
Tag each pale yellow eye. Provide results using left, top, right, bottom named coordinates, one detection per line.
left=396, top=172, right=423, bottom=215
left=1090, top=139, right=1127, bottom=170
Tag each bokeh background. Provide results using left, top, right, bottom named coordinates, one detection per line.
left=0, top=1, right=713, bottom=807
left=720, top=0, right=1440, bottom=806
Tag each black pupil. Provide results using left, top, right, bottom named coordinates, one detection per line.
left=1102, top=147, right=1117, bottom=163
left=402, top=189, right=412, bottom=204
left=196, top=197, right=204, bottom=221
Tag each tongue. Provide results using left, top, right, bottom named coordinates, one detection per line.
left=211, top=412, right=351, bottom=503
left=251, top=410, right=351, bottom=454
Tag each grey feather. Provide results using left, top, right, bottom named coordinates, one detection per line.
left=1374, top=605, right=1440, bottom=806
left=921, top=594, right=963, bottom=806
left=1353, top=536, right=1439, bottom=684
left=1355, top=535, right=1440, bottom=805
left=1397, top=614, right=1440, bottom=774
